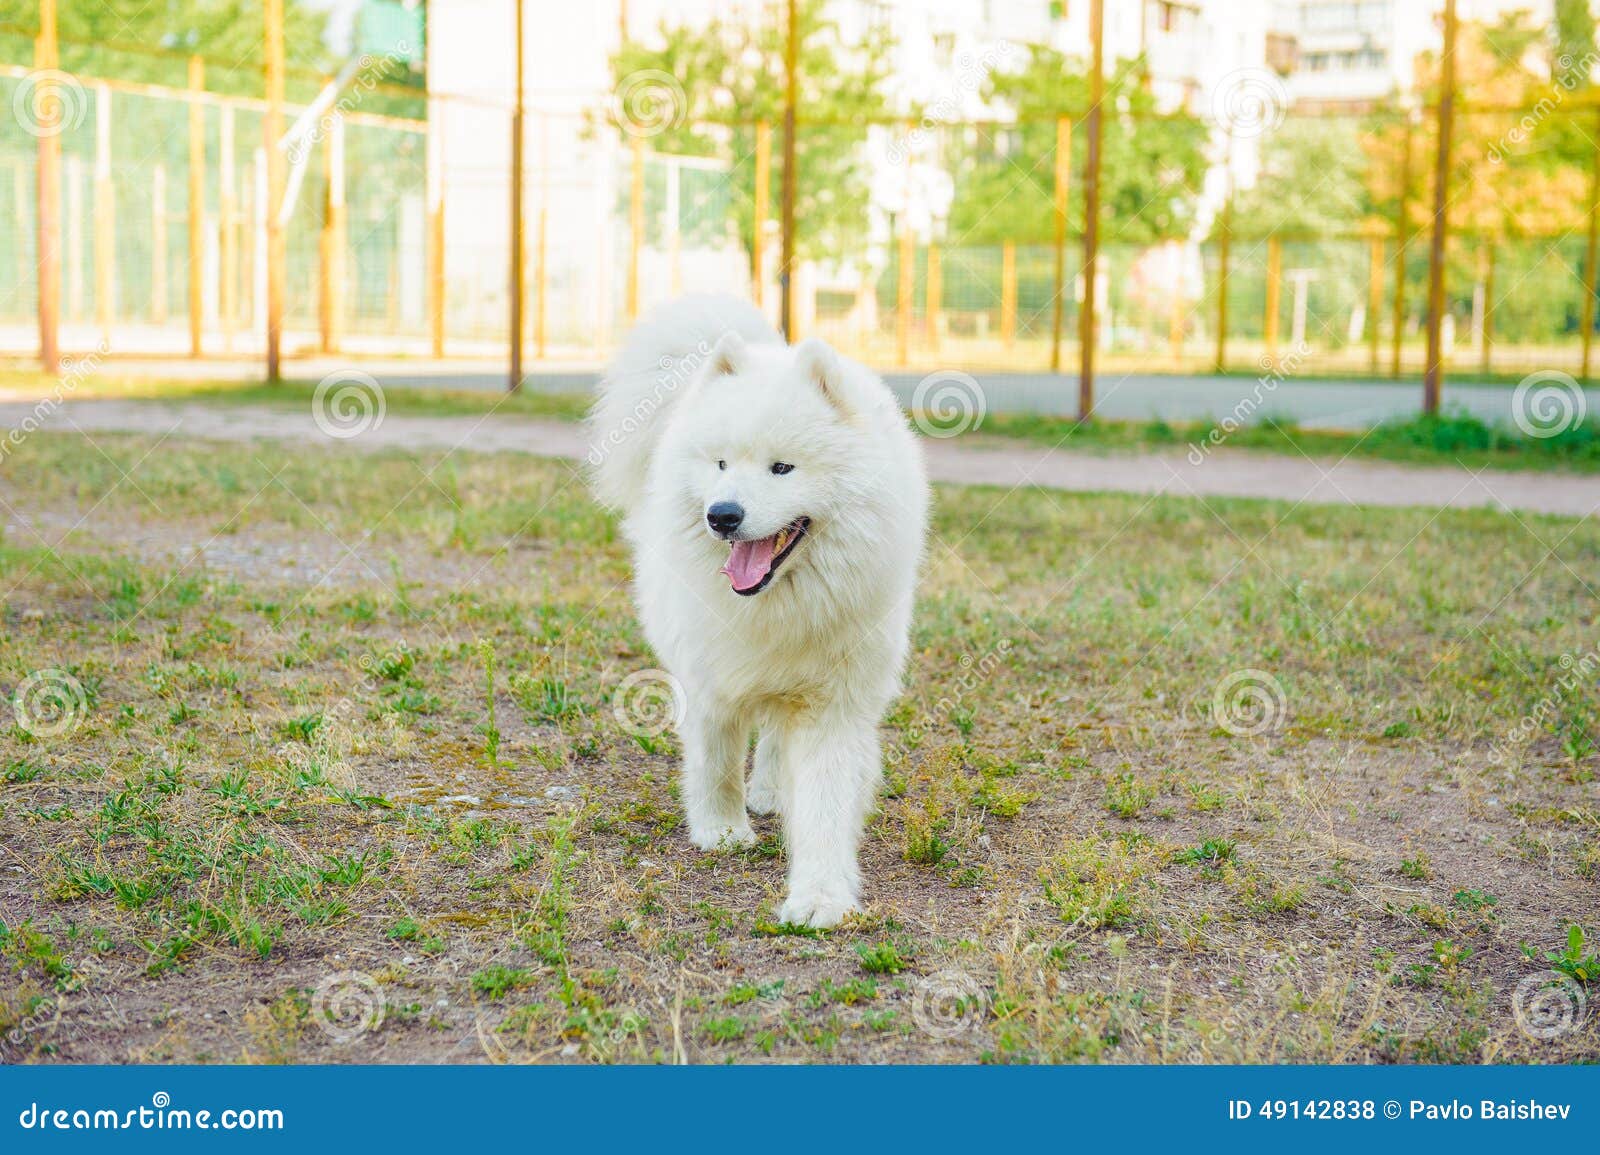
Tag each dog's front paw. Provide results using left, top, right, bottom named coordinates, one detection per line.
left=689, top=821, right=757, bottom=851
left=778, top=886, right=860, bottom=929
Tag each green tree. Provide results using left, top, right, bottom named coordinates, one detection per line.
left=608, top=0, right=895, bottom=263
left=1555, top=0, right=1596, bottom=83
left=945, top=46, right=1207, bottom=246
left=0, top=0, right=333, bottom=96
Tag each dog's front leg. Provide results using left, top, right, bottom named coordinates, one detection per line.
left=682, top=704, right=755, bottom=850
left=776, top=712, right=878, bottom=928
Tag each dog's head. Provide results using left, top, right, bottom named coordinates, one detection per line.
left=660, top=333, right=867, bottom=597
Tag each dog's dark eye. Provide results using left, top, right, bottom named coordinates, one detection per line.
left=717, top=460, right=726, bottom=471
left=770, top=462, right=794, bottom=475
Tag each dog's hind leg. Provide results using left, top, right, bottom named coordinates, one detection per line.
left=776, top=710, right=877, bottom=928
left=747, top=730, right=784, bottom=816
left=682, top=705, right=757, bottom=850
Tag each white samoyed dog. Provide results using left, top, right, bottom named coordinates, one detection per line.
left=588, top=295, right=929, bottom=927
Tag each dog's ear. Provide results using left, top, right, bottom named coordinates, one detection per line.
left=793, top=338, right=851, bottom=416
left=707, top=331, right=747, bottom=376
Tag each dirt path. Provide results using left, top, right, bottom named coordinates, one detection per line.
left=6, top=398, right=1599, bottom=517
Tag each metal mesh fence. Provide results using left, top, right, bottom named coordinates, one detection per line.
left=5, top=46, right=1600, bottom=388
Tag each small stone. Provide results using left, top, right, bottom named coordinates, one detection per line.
left=560, top=1042, right=581, bottom=1057
left=544, top=785, right=578, bottom=802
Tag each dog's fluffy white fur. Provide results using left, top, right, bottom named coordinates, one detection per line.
left=589, top=295, right=929, bottom=927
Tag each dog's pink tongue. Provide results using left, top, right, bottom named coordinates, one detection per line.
left=721, top=535, right=776, bottom=592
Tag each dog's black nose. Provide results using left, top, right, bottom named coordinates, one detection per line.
left=706, top=501, right=745, bottom=534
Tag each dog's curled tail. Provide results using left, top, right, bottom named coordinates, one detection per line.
left=586, top=294, right=780, bottom=511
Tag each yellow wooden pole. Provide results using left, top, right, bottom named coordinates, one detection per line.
left=1422, top=0, right=1458, bottom=412
left=1480, top=242, right=1494, bottom=376
left=186, top=55, right=204, bottom=356
left=1583, top=109, right=1600, bottom=380
left=427, top=103, right=445, bottom=359
left=264, top=0, right=286, bottom=381
left=509, top=0, right=525, bottom=390
left=1000, top=240, right=1017, bottom=350
left=627, top=135, right=643, bottom=324
left=151, top=163, right=168, bottom=325
left=1050, top=116, right=1070, bottom=372
left=753, top=120, right=770, bottom=309
left=1391, top=119, right=1412, bottom=378
left=35, top=0, right=61, bottom=373
left=1367, top=234, right=1383, bottom=374
left=320, top=112, right=345, bottom=354
left=1169, top=249, right=1184, bottom=366
left=896, top=226, right=913, bottom=366
left=94, top=84, right=113, bottom=350
left=220, top=103, right=237, bottom=349
left=1264, top=234, right=1281, bottom=364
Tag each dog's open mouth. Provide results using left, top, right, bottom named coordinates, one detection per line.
left=719, top=517, right=811, bottom=596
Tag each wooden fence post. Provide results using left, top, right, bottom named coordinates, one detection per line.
left=187, top=55, right=204, bottom=356
left=94, top=83, right=113, bottom=349
left=753, top=120, right=770, bottom=309
left=1367, top=234, right=1383, bottom=373
left=1264, top=234, right=1281, bottom=364
left=151, top=164, right=168, bottom=324
left=35, top=0, right=61, bottom=373
left=1000, top=240, right=1017, bottom=350
left=1050, top=116, right=1070, bottom=372
left=926, top=242, right=941, bottom=354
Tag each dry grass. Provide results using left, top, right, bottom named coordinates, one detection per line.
left=0, top=429, right=1595, bottom=1064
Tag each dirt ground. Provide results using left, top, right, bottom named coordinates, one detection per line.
left=0, top=429, right=1596, bottom=1064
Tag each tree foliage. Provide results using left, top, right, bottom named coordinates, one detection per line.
left=607, top=0, right=894, bottom=263
left=945, top=46, right=1208, bottom=246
